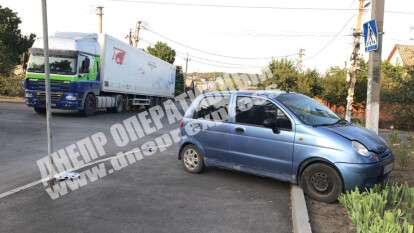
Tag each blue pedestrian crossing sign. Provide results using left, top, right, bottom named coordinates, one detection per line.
left=363, top=20, right=379, bottom=52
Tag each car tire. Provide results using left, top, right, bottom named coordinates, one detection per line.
left=299, top=163, right=343, bottom=203
left=180, top=144, right=204, bottom=173
left=80, top=94, right=96, bottom=117
left=34, top=107, right=46, bottom=114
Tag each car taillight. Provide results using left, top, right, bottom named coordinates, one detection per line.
left=179, top=120, right=184, bottom=129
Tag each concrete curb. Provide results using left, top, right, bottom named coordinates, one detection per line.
left=290, top=185, right=312, bottom=233
left=0, top=97, right=25, bottom=104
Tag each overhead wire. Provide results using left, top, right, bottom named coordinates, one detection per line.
left=304, top=14, right=356, bottom=61
left=140, top=38, right=266, bottom=69
left=143, top=26, right=297, bottom=60
left=107, top=0, right=414, bottom=16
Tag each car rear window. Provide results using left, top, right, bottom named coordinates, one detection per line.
left=193, top=95, right=230, bottom=122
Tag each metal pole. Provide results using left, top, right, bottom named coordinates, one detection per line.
left=41, top=0, right=55, bottom=185
left=96, top=6, right=104, bottom=34
left=365, top=0, right=385, bottom=133
left=345, top=0, right=365, bottom=121
left=184, top=53, right=189, bottom=77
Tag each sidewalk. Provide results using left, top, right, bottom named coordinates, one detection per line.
left=0, top=96, right=24, bottom=104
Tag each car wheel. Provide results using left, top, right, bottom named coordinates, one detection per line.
left=80, top=94, right=96, bottom=117
left=34, top=107, right=46, bottom=114
left=299, top=163, right=343, bottom=203
left=181, top=145, right=204, bottom=173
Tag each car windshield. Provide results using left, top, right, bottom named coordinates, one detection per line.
left=276, top=94, right=341, bottom=126
left=27, top=55, right=76, bottom=75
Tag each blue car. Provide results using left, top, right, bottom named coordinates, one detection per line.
left=178, top=91, right=394, bottom=202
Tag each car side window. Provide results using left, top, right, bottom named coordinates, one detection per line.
left=236, top=96, right=292, bottom=131
left=78, top=55, right=91, bottom=74
left=193, top=95, right=229, bottom=122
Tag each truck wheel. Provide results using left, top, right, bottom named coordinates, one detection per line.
left=299, top=163, right=343, bottom=203
left=108, top=95, right=124, bottom=113
left=34, top=107, right=46, bottom=115
left=80, top=94, right=96, bottom=117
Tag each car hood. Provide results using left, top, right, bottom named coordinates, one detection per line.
left=321, top=124, right=388, bottom=153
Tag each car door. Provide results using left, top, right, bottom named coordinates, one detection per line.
left=228, top=95, right=295, bottom=180
left=189, top=94, right=233, bottom=164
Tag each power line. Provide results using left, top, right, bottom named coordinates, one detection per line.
left=178, top=52, right=263, bottom=68
left=177, top=54, right=259, bottom=70
left=143, top=26, right=297, bottom=60
left=108, top=0, right=361, bottom=11
left=305, top=14, right=356, bottom=61
left=108, top=0, right=414, bottom=15
left=224, top=33, right=354, bottom=38
left=141, top=38, right=265, bottom=68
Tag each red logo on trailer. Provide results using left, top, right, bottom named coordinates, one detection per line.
left=112, top=47, right=126, bottom=65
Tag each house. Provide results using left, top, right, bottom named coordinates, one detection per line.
left=387, top=44, right=414, bottom=66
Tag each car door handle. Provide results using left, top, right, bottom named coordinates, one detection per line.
left=235, top=127, right=245, bottom=133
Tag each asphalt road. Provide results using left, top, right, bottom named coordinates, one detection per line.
left=0, top=102, right=291, bottom=233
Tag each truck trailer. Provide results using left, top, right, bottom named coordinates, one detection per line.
left=24, top=32, right=176, bottom=116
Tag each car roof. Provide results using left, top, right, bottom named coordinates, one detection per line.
left=202, top=90, right=296, bottom=99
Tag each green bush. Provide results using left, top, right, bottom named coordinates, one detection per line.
left=388, top=131, right=414, bottom=169
left=0, top=75, right=24, bottom=97
left=339, top=183, right=414, bottom=233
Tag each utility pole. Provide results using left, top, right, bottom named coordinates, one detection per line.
left=126, top=28, right=133, bottom=46
left=366, top=0, right=385, bottom=134
left=184, top=53, right=190, bottom=90
left=298, top=48, right=305, bottom=72
left=96, top=6, right=104, bottom=33
left=184, top=53, right=189, bottom=77
left=345, top=0, right=365, bottom=121
left=41, top=0, right=55, bottom=186
left=133, top=21, right=142, bottom=47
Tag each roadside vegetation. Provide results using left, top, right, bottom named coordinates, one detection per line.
left=339, top=183, right=414, bottom=233
left=0, top=74, right=24, bottom=97
left=337, top=132, right=414, bottom=233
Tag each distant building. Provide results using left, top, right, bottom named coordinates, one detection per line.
left=387, top=44, right=414, bottom=66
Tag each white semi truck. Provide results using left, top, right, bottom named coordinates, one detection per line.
left=24, top=32, right=176, bottom=116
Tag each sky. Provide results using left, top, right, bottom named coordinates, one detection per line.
left=2, top=0, right=414, bottom=74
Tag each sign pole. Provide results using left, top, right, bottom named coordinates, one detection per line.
left=365, top=0, right=385, bottom=134
left=41, top=0, right=55, bottom=185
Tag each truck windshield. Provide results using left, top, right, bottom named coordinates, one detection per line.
left=276, top=94, right=341, bottom=127
left=27, top=55, right=76, bottom=75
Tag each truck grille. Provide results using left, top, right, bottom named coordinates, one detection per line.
left=35, top=91, right=64, bottom=102
left=27, top=79, right=71, bottom=92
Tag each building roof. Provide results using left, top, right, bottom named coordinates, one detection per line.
left=387, top=44, right=414, bottom=66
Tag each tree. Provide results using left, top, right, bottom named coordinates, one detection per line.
left=380, top=63, right=414, bottom=129
left=353, top=59, right=367, bottom=104
left=297, top=69, right=322, bottom=97
left=320, top=67, right=348, bottom=106
left=263, top=58, right=299, bottom=91
left=146, top=41, right=176, bottom=64
left=0, top=5, right=35, bottom=75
